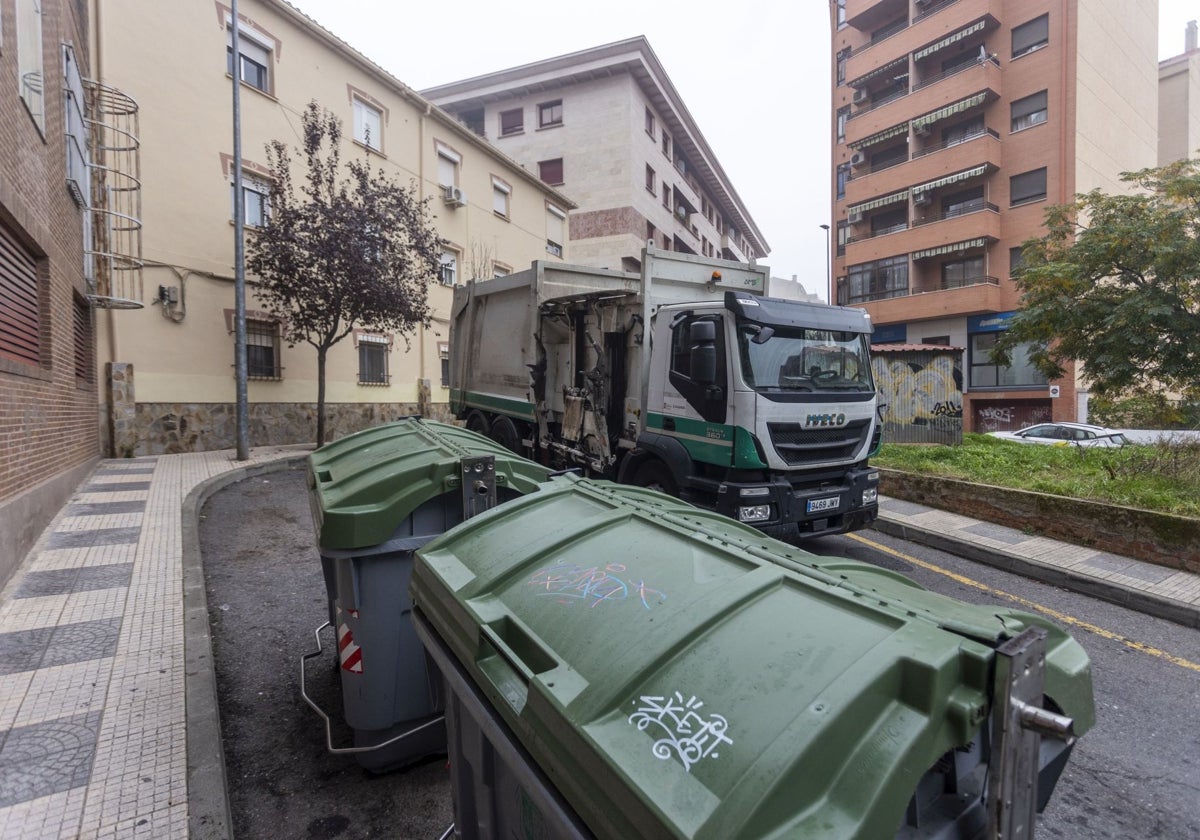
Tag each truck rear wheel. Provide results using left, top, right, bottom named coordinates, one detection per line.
left=632, top=461, right=678, bottom=496
left=464, top=411, right=489, bottom=436
left=489, top=415, right=523, bottom=455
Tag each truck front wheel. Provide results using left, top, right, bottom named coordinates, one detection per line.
left=464, top=411, right=489, bottom=436
left=632, top=461, right=678, bottom=496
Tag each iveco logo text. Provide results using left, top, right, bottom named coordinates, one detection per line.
left=805, top=413, right=847, bottom=427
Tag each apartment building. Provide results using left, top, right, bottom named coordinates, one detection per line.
left=1159, top=20, right=1200, bottom=165
left=422, top=37, right=768, bottom=273
left=0, top=0, right=106, bottom=582
left=831, top=0, right=1157, bottom=431
left=87, top=0, right=572, bottom=456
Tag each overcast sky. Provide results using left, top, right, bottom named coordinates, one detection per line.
left=288, top=0, right=1198, bottom=301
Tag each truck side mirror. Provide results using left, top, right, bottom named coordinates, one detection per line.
left=689, top=321, right=717, bottom=385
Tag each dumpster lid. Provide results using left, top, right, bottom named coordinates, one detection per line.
left=412, top=476, right=1094, bottom=840
left=307, top=418, right=551, bottom=550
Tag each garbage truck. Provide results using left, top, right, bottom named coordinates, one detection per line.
left=449, top=245, right=881, bottom=540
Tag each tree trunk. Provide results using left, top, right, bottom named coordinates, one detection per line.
left=316, top=345, right=327, bottom=447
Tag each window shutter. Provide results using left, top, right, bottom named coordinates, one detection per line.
left=1010, top=168, right=1047, bottom=203
left=0, top=221, right=41, bottom=366
left=1011, top=90, right=1047, bottom=120
left=1012, top=15, right=1048, bottom=56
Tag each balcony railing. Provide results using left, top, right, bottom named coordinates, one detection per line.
left=848, top=85, right=910, bottom=118
left=847, top=155, right=908, bottom=178
left=912, top=201, right=998, bottom=227
left=939, top=274, right=999, bottom=291
left=913, top=54, right=999, bottom=92
left=913, top=0, right=962, bottom=25
left=847, top=222, right=908, bottom=243
left=836, top=273, right=998, bottom=305
left=911, top=127, right=998, bottom=159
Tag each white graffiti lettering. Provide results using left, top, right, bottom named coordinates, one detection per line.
left=628, top=691, right=732, bottom=772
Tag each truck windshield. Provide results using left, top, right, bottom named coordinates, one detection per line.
left=735, top=323, right=874, bottom=393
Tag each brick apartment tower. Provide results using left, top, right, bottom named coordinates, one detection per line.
left=830, top=0, right=1158, bottom=431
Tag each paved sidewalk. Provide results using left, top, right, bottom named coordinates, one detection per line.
left=0, top=454, right=1196, bottom=838
left=0, top=447, right=304, bottom=840
left=875, top=494, right=1200, bottom=629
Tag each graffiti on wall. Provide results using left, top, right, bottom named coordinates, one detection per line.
left=972, top=402, right=1052, bottom=432
left=871, top=351, right=964, bottom=444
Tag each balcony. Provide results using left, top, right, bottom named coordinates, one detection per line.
left=721, top=232, right=748, bottom=263
left=845, top=1, right=1000, bottom=79
left=846, top=128, right=999, bottom=204
left=852, top=276, right=1006, bottom=322
left=845, top=201, right=1000, bottom=264
left=846, top=58, right=999, bottom=143
left=844, top=0, right=907, bottom=32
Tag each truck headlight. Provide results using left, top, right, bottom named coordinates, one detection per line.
left=738, top=505, right=772, bottom=523
left=862, top=488, right=878, bottom=505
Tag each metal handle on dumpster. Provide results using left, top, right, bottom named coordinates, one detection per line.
left=299, top=621, right=444, bottom=755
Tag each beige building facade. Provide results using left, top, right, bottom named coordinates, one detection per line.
left=831, top=0, right=1158, bottom=431
left=1159, top=20, right=1200, bottom=165
left=88, top=0, right=572, bottom=455
left=422, top=38, right=768, bottom=273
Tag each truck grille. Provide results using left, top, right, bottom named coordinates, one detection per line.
left=768, top=419, right=870, bottom=465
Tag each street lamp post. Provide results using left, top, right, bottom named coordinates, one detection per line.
left=819, top=224, right=831, bottom=304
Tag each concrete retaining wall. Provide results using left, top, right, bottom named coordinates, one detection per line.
left=879, top=468, right=1200, bottom=572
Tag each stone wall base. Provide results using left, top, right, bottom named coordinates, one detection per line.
left=879, top=468, right=1200, bottom=572
left=129, top=400, right=457, bottom=456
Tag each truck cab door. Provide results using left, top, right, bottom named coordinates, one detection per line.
left=666, top=314, right=727, bottom=424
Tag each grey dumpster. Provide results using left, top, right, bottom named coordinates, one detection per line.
left=303, top=418, right=551, bottom=772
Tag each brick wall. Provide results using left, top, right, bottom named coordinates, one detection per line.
left=879, top=468, right=1200, bottom=572
left=0, top=0, right=100, bottom=582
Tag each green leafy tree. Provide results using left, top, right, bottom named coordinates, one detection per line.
left=994, top=158, right=1200, bottom=400
left=247, top=102, right=441, bottom=445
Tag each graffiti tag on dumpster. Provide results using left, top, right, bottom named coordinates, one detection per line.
left=628, top=691, right=732, bottom=772
left=529, top=561, right=666, bottom=610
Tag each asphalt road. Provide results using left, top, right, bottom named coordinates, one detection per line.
left=199, top=467, right=1200, bottom=839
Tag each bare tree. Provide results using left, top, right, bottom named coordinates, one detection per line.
left=247, top=102, right=441, bottom=445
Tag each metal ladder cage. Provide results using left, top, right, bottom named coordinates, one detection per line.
left=85, top=79, right=144, bottom=310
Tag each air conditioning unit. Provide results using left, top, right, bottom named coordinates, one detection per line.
left=913, top=123, right=931, bottom=137
left=913, top=191, right=931, bottom=207
left=850, top=151, right=867, bottom=168
left=852, top=87, right=871, bottom=105
left=442, top=184, right=467, bottom=207
left=848, top=210, right=864, bottom=224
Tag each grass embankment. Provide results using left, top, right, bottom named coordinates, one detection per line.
left=872, top=434, right=1200, bottom=518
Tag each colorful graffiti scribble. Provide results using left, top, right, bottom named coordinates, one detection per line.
left=529, top=561, right=666, bottom=609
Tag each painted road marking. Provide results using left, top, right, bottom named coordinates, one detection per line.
left=847, top=533, right=1200, bottom=674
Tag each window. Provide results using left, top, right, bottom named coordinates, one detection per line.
left=669, top=315, right=727, bottom=422
left=836, top=220, right=848, bottom=256
left=73, top=292, right=94, bottom=384
left=1009, top=245, right=1026, bottom=278
left=841, top=256, right=908, bottom=304
left=492, top=263, right=511, bottom=279
left=353, top=96, right=383, bottom=150
left=645, top=164, right=656, bottom=194
left=436, top=143, right=460, bottom=187
left=942, top=186, right=984, bottom=218
left=1011, top=90, right=1047, bottom=132
left=1012, top=14, right=1049, bottom=58
left=645, top=106, right=655, bottom=136
left=941, top=256, right=985, bottom=289
left=836, top=49, right=849, bottom=85
left=837, top=107, right=849, bottom=142
left=661, top=131, right=670, bottom=158
left=871, top=207, right=907, bottom=235
left=538, top=100, right=562, bottom=128
left=922, top=336, right=950, bottom=346
left=499, top=108, right=524, bottom=136
left=439, top=249, right=458, bottom=285
left=232, top=175, right=271, bottom=227
left=439, top=342, right=450, bottom=387
left=836, top=163, right=850, bottom=199
left=64, top=45, right=89, bottom=206
left=870, top=144, right=906, bottom=170
left=245, top=318, right=281, bottom=379
left=538, top=158, right=563, bottom=185
left=662, top=186, right=671, bottom=209
left=836, top=0, right=846, bottom=28
left=17, top=0, right=44, bottom=134
left=970, top=332, right=1047, bottom=388
left=943, top=115, right=984, bottom=147
left=226, top=24, right=272, bottom=93
left=1010, top=168, right=1047, bottom=206
left=1, top=219, right=41, bottom=367
left=546, top=204, right=566, bottom=257
left=357, top=334, right=389, bottom=385
left=491, top=176, right=511, bottom=218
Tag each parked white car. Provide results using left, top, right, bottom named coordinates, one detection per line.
left=987, top=422, right=1130, bottom=448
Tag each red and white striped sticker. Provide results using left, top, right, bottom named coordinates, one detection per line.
left=336, top=607, right=362, bottom=674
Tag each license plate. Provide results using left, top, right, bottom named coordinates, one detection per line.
left=806, top=496, right=840, bottom=514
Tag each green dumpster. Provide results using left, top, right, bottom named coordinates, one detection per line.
left=303, top=418, right=551, bottom=772
left=411, top=475, right=1094, bottom=838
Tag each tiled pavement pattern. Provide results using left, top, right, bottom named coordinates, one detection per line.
left=0, top=448, right=301, bottom=839
left=876, top=494, right=1200, bottom=622
left=0, top=451, right=1196, bottom=839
